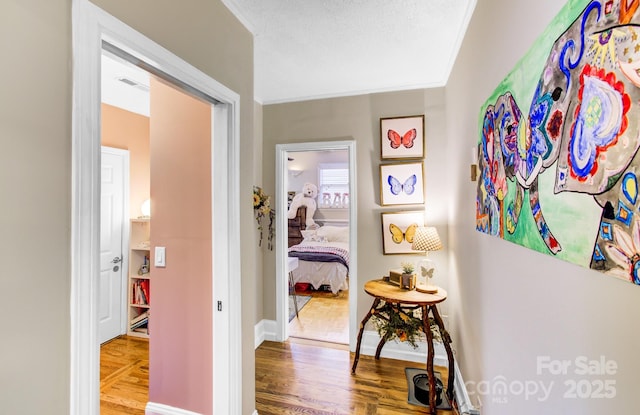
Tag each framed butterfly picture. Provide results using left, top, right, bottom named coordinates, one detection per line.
left=381, top=211, right=425, bottom=255
left=379, top=162, right=424, bottom=206
left=380, top=115, right=425, bottom=160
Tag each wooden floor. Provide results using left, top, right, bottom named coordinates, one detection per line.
left=256, top=339, right=456, bottom=415
left=101, top=300, right=453, bottom=415
left=289, top=288, right=349, bottom=344
left=100, top=336, right=149, bottom=415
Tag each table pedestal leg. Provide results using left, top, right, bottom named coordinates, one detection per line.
left=351, top=298, right=381, bottom=374
left=374, top=337, right=386, bottom=360
left=422, top=305, right=437, bottom=414
left=431, top=303, right=455, bottom=401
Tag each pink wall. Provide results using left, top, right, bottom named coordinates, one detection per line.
left=149, top=78, right=213, bottom=414
left=101, top=103, right=150, bottom=218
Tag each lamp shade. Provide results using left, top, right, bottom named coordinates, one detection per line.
left=141, top=199, right=151, bottom=217
left=411, top=227, right=442, bottom=252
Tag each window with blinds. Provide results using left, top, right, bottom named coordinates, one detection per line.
left=318, top=163, right=349, bottom=208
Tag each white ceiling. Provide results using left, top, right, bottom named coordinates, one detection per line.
left=101, top=52, right=151, bottom=116
left=101, top=1, right=476, bottom=112
left=223, top=0, right=476, bottom=104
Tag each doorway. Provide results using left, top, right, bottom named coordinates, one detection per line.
left=286, top=149, right=350, bottom=344
left=71, top=2, right=241, bottom=414
left=100, top=53, right=216, bottom=412
left=100, top=48, right=151, bottom=348
left=275, top=141, right=358, bottom=348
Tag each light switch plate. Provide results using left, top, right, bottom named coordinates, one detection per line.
left=155, top=246, right=166, bottom=267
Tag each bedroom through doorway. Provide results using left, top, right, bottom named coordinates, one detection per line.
left=275, top=140, right=357, bottom=348
left=286, top=149, right=350, bottom=345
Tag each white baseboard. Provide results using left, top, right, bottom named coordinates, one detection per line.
left=145, top=402, right=201, bottom=415
left=254, top=319, right=278, bottom=349
left=359, top=330, right=443, bottom=363
left=254, top=322, right=478, bottom=414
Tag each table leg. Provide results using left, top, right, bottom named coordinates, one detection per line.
left=431, top=303, right=455, bottom=401
left=423, top=305, right=436, bottom=414
left=374, top=337, right=386, bottom=360
left=351, top=297, right=381, bottom=374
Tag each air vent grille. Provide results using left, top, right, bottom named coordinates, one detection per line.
left=117, top=77, right=150, bottom=92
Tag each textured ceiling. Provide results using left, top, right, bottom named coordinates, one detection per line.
left=223, top=0, right=476, bottom=104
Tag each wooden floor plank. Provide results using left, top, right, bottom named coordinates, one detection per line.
left=256, top=339, right=455, bottom=415
left=102, top=314, right=454, bottom=414
left=289, top=288, right=349, bottom=344
left=100, top=336, right=149, bottom=415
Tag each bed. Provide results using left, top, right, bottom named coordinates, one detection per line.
left=287, top=225, right=350, bottom=294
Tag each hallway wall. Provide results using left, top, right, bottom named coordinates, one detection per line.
left=0, top=1, right=72, bottom=413
left=446, top=0, right=640, bottom=413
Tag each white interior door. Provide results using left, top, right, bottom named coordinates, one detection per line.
left=99, top=146, right=129, bottom=344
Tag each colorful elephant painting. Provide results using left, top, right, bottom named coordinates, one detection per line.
left=477, top=0, right=640, bottom=284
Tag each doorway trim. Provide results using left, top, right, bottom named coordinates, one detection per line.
left=71, top=1, right=242, bottom=414
left=275, top=141, right=358, bottom=347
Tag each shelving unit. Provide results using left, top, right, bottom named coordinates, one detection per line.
left=128, top=218, right=151, bottom=338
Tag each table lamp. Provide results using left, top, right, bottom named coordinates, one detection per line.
left=411, top=226, right=442, bottom=293
left=140, top=198, right=151, bottom=218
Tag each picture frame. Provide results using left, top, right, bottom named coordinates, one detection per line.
left=381, top=211, right=425, bottom=255
left=380, top=114, right=425, bottom=160
left=380, top=162, right=424, bottom=206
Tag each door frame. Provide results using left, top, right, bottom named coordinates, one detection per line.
left=100, top=146, right=131, bottom=341
left=275, top=141, right=358, bottom=348
left=71, top=1, right=242, bottom=414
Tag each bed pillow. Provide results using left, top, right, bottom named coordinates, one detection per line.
left=301, top=229, right=327, bottom=242
left=317, top=225, right=349, bottom=242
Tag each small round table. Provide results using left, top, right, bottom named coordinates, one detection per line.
left=351, top=279, right=455, bottom=414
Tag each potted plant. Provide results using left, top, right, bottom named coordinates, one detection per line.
left=400, top=261, right=416, bottom=290
left=372, top=303, right=442, bottom=349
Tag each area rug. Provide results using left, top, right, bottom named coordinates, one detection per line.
left=289, top=295, right=312, bottom=322
left=405, top=367, right=452, bottom=410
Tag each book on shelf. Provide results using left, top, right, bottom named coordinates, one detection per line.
left=130, top=316, right=149, bottom=330
left=131, top=310, right=149, bottom=325
left=132, top=280, right=150, bottom=305
left=140, top=279, right=150, bottom=304
left=132, top=281, right=140, bottom=304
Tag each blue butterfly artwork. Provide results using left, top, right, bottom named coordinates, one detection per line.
left=388, top=174, right=416, bottom=196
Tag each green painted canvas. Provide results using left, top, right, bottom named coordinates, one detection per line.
left=477, top=0, right=640, bottom=284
